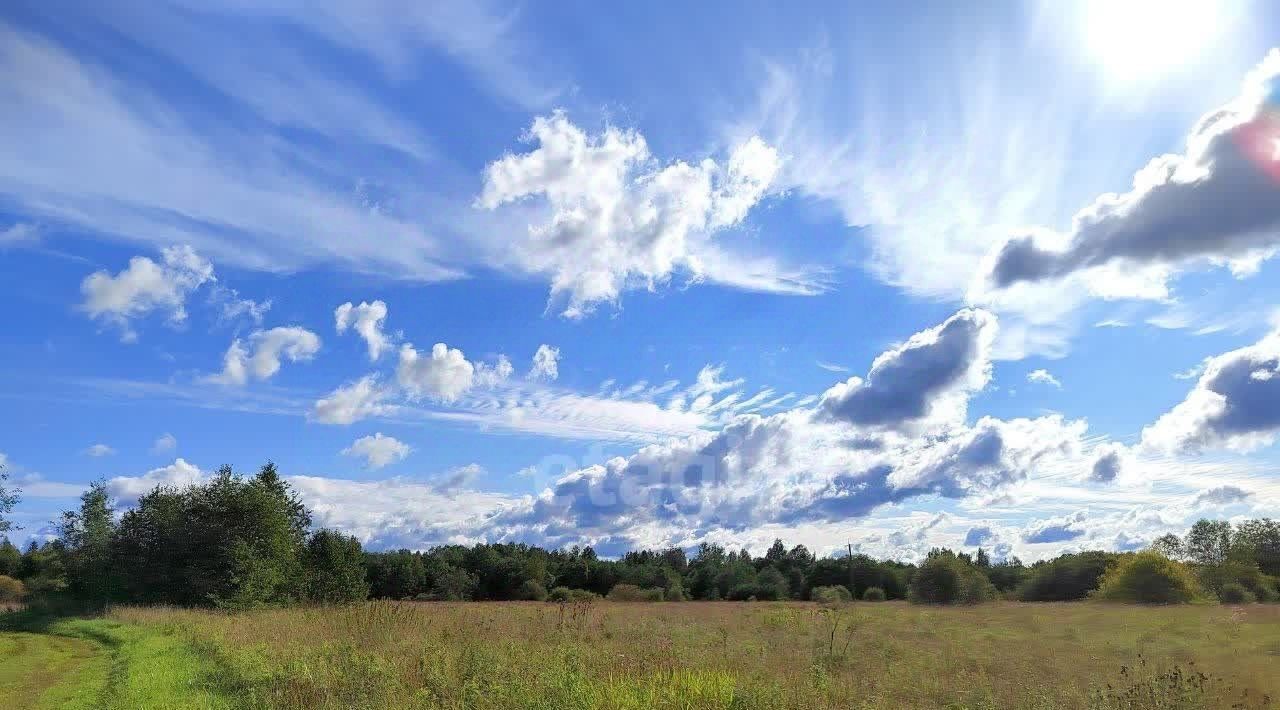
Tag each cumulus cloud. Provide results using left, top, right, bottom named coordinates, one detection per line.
left=84, top=443, right=116, bottom=457
left=335, top=300, right=391, bottom=360
left=964, top=526, right=995, bottom=546
left=312, top=375, right=393, bottom=425
left=151, top=433, right=178, bottom=455
left=397, top=342, right=476, bottom=402
left=477, top=112, right=810, bottom=317
left=1141, top=327, right=1280, bottom=453
left=1087, top=442, right=1132, bottom=484
left=1022, top=511, right=1088, bottom=544
left=530, top=344, right=560, bottom=381
left=435, top=463, right=484, bottom=493
left=473, top=355, right=514, bottom=388
left=80, top=245, right=215, bottom=341
left=485, top=309, right=1092, bottom=550
left=288, top=475, right=519, bottom=549
left=1192, top=485, right=1253, bottom=508
left=205, top=326, right=321, bottom=385
left=1027, top=369, right=1062, bottom=388
left=819, top=309, right=996, bottom=431
left=987, top=54, right=1280, bottom=291
left=341, top=433, right=411, bottom=470
left=106, top=458, right=204, bottom=501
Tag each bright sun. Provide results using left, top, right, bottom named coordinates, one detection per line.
left=1085, top=0, right=1218, bottom=82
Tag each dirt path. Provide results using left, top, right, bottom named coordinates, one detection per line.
left=0, top=631, right=110, bottom=709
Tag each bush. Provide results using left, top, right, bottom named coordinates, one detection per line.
left=810, top=585, right=852, bottom=605
left=606, top=583, right=664, bottom=602
left=0, top=575, right=25, bottom=602
left=547, top=586, right=599, bottom=603
left=1218, top=583, right=1256, bottom=604
left=727, top=583, right=758, bottom=601
left=518, top=579, right=548, bottom=601
left=909, top=553, right=995, bottom=605
left=1094, top=552, right=1205, bottom=604
left=862, top=586, right=886, bottom=602
left=1197, top=560, right=1276, bottom=603
left=1018, top=551, right=1116, bottom=601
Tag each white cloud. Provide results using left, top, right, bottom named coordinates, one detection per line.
left=987, top=51, right=1280, bottom=292
left=287, top=474, right=521, bottom=549
left=1027, top=369, right=1062, bottom=388
left=80, top=245, right=215, bottom=342
left=311, top=375, right=394, bottom=425
left=206, top=326, right=321, bottom=386
left=482, top=309, right=1096, bottom=551
left=815, top=361, right=850, bottom=373
left=210, top=285, right=271, bottom=326
left=477, top=112, right=817, bottom=317
left=335, top=300, right=391, bottom=360
left=0, top=17, right=469, bottom=283
left=1192, top=485, right=1253, bottom=508
left=0, top=222, right=39, bottom=247
left=1022, top=511, right=1088, bottom=544
left=84, top=443, right=115, bottom=457
left=1087, top=442, right=1132, bottom=484
left=106, top=458, right=204, bottom=501
left=151, top=433, right=178, bottom=455
left=473, top=355, right=514, bottom=389
left=341, top=433, right=411, bottom=470
left=435, top=463, right=484, bottom=493
left=395, top=343, right=512, bottom=402
left=1142, top=326, right=1280, bottom=453
left=397, top=342, right=477, bottom=402
left=529, top=344, right=560, bottom=381
left=820, top=309, right=995, bottom=431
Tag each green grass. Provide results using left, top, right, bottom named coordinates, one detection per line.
left=3, top=601, right=1278, bottom=709
left=0, top=611, right=236, bottom=709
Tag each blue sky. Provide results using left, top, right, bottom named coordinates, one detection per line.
left=3, top=0, right=1280, bottom=561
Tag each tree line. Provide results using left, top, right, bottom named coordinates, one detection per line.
left=1, top=461, right=1277, bottom=607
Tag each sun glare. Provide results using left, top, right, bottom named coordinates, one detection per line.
left=1085, top=0, right=1219, bottom=82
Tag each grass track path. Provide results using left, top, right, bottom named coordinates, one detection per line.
left=0, top=631, right=110, bottom=709
left=0, top=615, right=239, bottom=710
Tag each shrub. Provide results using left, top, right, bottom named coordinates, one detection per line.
left=909, top=552, right=995, bottom=605
left=810, top=585, right=852, bottom=605
left=518, top=580, right=548, bottom=601
left=664, top=581, right=687, bottom=602
left=754, top=566, right=789, bottom=601
left=1218, top=583, right=1256, bottom=604
left=1197, top=560, right=1276, bottom=603
left=0, top=575, right=25, bottom=602
left=1094, top=552, right=1205, bottom=604
left=727, top=582, right=758, bottom=601
left=1018, top=551, right=1116, bottom=601
left=547, top=586, right=599, bottom=603
left=606, top=583, right=664, bottom=602
left=862, top=586, right=886, bottom=602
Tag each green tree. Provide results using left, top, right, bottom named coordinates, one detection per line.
left=0, top=538, right=20, bottom=577
left=57, top=480, right=119, bottom=604
left=1184, top=519, right=1232, bottom=566
left=304, top=530, right=368, bottom=604
left=754, top=565, right=789, bottom=601
left=0, top=465, right=19, bottom=535
left=1150, top=533, right=1185, bottom=560
left=1234, top=518, right=1280, bottom=577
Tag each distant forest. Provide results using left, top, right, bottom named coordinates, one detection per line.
left=1, top=462, right=1277, bottom=608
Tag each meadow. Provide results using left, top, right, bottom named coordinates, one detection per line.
left=2, top=600, right=1277, bottom=709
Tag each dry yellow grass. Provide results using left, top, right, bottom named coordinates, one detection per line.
left=107, top=600, right=1280, bottom=709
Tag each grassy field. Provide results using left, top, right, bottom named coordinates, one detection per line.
left=2, top=601, right=1278, bottom=709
